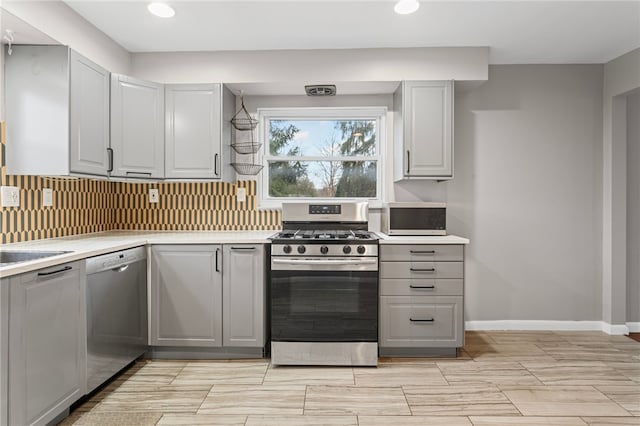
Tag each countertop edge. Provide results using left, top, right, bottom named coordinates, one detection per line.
left=1, top=231, right=276, bottom=279
left=1, top=231, right=470, bottom=278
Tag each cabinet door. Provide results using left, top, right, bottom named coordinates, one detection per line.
left=165, top=84, right=222, bottom=179
left=400, top=81, right=453, bottom=179
left=8, top=263, right=84, bottom=426
left=380, top=296, right=463, bottom=348
left=0, top=280, right=7, bottom=426
left=222, top=245, right=265, bottom=347
left=111, top=74, right=165, bottom=178
left=69, top=50, right=110, bottom=176
left=150, top=245, right=222, bottom=347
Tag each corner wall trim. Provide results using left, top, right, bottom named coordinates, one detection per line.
left=625, top=322, right=640, bottom=333
left=465, top=320, right=630, bottom=335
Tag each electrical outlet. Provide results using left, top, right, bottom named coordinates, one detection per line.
left=237, top=187, right=246, bottom=202
left=42, top=188, right=53, bottom=207
left=1, top=186, right=20, bottom=207
left=149, top=188, right=159, bottom=203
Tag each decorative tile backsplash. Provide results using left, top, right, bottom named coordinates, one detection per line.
left=1, top=175, right=115, bottom=244
left=112, top=180, right=281, bottom=232
left=1, top=122, right=281, bottom=244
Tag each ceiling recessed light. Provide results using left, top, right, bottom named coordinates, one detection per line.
left=394, top=0, right=420, bottom=15
left=148, top=2, right=175, bottom=18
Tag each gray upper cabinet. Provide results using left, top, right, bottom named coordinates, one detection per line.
left=8, top=262, right=85, bottom=426
left=5, top=46, right=109, bottom=176
left=110, top=74, right=165, bottom=178
left=223, top=245, right=265, bottom=347
left=69, top=50, right=110, bottom=176
left=150, top=245, right=223, bottom=347
left=165, top=84, right=223, bottom=179
left=393, top=81, right=453, bottom=181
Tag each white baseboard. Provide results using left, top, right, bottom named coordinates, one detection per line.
left=465, top=320, right=630, bottom=335
left=626, top=322, right=640, bottom=333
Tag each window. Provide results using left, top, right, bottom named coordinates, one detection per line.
left=258, top=107, right=386, bottom=206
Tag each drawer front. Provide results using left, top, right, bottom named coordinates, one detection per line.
left=380, top=261, right=463, bottom=279
left=380, top=278, right=463, bottom=296
left=380, top=244, right=463, bottom=262
left=380, top=296, right=463, bottom=348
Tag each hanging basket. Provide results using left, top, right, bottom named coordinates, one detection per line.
left=231, top=142, right=262, bottom=155
left=231, top=97, right=258, bottom=131
left=231, top=163, right=264, bottom=176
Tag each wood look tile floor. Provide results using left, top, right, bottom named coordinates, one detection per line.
left=62, top=331, right=640, bottom=426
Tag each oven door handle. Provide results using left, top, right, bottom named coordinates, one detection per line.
left=271, top=258, right=378, bottom=266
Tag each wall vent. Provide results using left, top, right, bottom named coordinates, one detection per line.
left=305, top=85, right=336, bottom=96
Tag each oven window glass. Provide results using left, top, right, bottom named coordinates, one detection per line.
left=271, top=270, right=378, bottom=342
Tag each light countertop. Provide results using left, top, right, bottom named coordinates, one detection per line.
left=1, top=230, right=469, bottom=278
left=375, top=233, right=470, bottom=245
left=0, top=230, right=276, bottom=278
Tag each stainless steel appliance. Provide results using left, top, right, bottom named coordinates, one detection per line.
left=269, top=202, right=379, bottom=366
left=85, top=247, right=148, bottom=393
left=382, top=202, right=447, bottom=235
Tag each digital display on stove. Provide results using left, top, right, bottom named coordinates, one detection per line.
left=309, top=204, right=342, bottom=215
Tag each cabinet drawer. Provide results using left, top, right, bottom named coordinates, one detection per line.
left=380, top=244, right=463, bottom=262
left=380, top=296, right=463, bottom=348
left=380, top=261, right=463, bottom=279
left=380, top=279, right=463, bottom=296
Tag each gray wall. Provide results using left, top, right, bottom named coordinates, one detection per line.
left=627, top=91, right=640, bottom=323
left=399, top=65, right=604, bottom=321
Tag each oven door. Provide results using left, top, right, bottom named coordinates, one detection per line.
left=270, top=257, right=378, bottom=342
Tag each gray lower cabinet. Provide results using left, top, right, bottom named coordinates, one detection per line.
left=1, top=280, right=7, bottom=426
left=150, top=245, right=223, bottom=347
left=150, top=244, right=266, bottom=350
left=379, top=244, right=465, bottom=353
left=8, top=262, right=85, bottom=426
left=222, top=245, right=265, bottom=347
left=380, top=296, right=463, bottom=347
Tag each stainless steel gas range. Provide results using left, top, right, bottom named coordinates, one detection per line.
left=269, top=202, right=379, bottom=366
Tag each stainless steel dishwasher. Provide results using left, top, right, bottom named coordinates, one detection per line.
left=85, top=246, right=148, bottom=393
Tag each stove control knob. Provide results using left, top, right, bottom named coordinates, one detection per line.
left=320, top=245, right=329, bottom=254
left=297, top=245, right=306, bottom=254
left=283, top=245, right=292, bottom=254
left=357, top=245, right=366, bottom=254
left=343, top=245, right=352, bottom=254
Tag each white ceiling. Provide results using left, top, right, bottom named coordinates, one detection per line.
left=65, top=0, right=640, bottom=64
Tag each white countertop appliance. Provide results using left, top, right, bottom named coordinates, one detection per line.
left=382, top=202, right=447, bottom=236
left=269, top=202, right=379, bottom=366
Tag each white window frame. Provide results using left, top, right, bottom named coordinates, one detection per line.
left=256, top=107, right=387, bottom=209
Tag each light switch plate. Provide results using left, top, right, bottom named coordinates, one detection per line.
left=149, top=188, right=159, bottom=203
left=1, top=186, right=20, bottom=207
left=42, top=188, right=53, bottom=207
left=237, top=187, right=246, bottom=202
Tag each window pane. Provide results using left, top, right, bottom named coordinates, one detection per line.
left=268, top=161, right=377, bottom=198
left=269, top=120, right=376, bottom=157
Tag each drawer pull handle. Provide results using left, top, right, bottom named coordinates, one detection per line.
left=410, top=318, right=434, bottom=322
left=410, top=285, right=435, bottom=289
left=230, top=246, right=256, bottom=251
left=410, top=268, right=435, bottom=272
left=37, top=265, right=72, bottom=277
left=410, top=250, right=435, bottom=254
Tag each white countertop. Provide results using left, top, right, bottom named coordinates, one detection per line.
left=0, top=230, right=277, bottom=278
left=1, top=230, right=469, bottom=278
left=375, top=233, right=470, bottom=245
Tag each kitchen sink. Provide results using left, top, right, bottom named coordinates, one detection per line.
left=0, top=250, right=72, bottom=266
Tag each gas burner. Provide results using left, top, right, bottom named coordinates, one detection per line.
left=272, top=229, right=377, bottom=241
